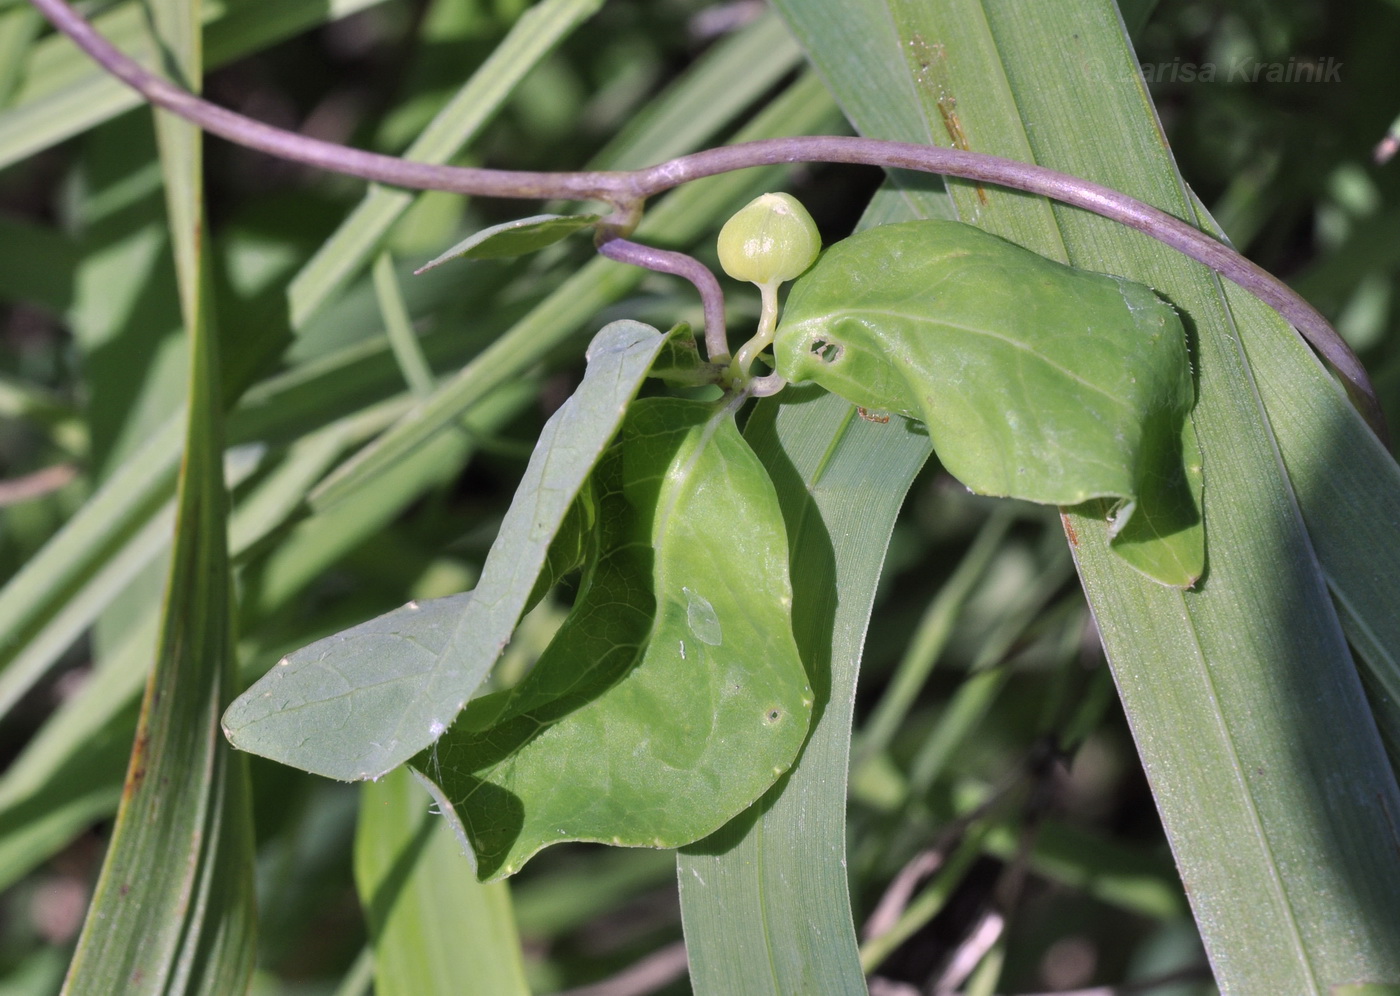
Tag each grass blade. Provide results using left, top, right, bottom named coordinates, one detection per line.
left=60, top=0, right=256, bottom=986
left=355, top=767, right=529, bottom=996
left=774, top=0, right=1400, bottom=989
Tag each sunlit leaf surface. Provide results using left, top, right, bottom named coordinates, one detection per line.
left=776, top=220, right=1202, bottom=585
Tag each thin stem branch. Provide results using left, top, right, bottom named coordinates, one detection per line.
left=27, top=0, right=635, bottom=203
left=728, top=280, right=780, bottom=383
left=29, top=0, right=1386, bottom=439
left=594, top=234, right=728, bottom=360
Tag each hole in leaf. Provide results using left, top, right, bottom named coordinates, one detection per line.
left=766, top=708, right=782, bottom=723
left=810, top=339, right=843, bottom=363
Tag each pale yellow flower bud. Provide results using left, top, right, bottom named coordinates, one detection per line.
left=716, top=193, right=820, bottom=286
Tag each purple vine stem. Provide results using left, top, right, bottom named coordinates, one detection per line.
left=30, top=0, right=1386, bottom=440
left=594, top=234, right=729, bottom=361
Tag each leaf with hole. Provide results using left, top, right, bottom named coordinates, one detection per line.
left=774, top=220, right=1203, bottom=587
left=412, top=397, right=813, bottom=880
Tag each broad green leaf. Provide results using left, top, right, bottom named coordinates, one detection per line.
left=222, top=320, right=672, bottom=781
left=415, top=397, right=812, bottom=880
left=775, top=220, right=1201, bottom=587
left=413, top=214, right=601, bottom=273
left=0, top=18, right=835, bottom=926
left=679, top=388, right=931, bottom=995
left=0, top=59, right=837, bottom=893
left=355, top=767, right=529, bottom=996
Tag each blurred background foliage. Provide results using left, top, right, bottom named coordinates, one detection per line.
left=0, top=0, right=1396, bottom=992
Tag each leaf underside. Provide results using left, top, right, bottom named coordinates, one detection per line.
left=222, top=320, right=673, bottom=781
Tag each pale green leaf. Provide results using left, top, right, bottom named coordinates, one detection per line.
left=679, top=388, right=931, bottom=995
left=60, top=0, right=256, bottom=987
left=0, top=5, right=38, bottom=107
left=222, top=320, right=671, bottom=781
left=373, top=252, right=435, bottom=397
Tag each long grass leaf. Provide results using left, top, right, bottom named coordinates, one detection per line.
left=774, top=0, right=1400, bottom=989
left=60, top=0, right=256, bottom=985
left=355, top=767, right=529, bottom=996
left=287, top=0, right=605, bottom=327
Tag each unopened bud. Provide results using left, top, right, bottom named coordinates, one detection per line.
left=717, top=193, right=821, bottom=286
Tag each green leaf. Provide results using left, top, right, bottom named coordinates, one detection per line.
left=647, top=324, right=722, bottom=387
left=1101, top=411, right=1205, bottom=588
left=222, top=320, right=672, bottom=781
left=354, top=767, right=529, bottom=996
left=1189, top=200, right=1400, bottom=761
left=0, top=54, right=838, bottom=893
left=414, top=397, right=812, bottom=880
left=60, top=0, right=256, bottom=987
left=413, top=214, right=601, bottom=273
left=775, top=220, right=1202, bottom=586
left=774, top=0, right=1400, bottom=989
left=678, top=388, right=931, bottom=995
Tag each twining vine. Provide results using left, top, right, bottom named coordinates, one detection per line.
left=26, top=0, right=1387, bottom=440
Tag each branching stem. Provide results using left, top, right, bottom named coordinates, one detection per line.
left=28, top=0, right=1386, bottom=439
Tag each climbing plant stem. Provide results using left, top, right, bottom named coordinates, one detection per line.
left=26, top=0, right=1385, bottom=439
